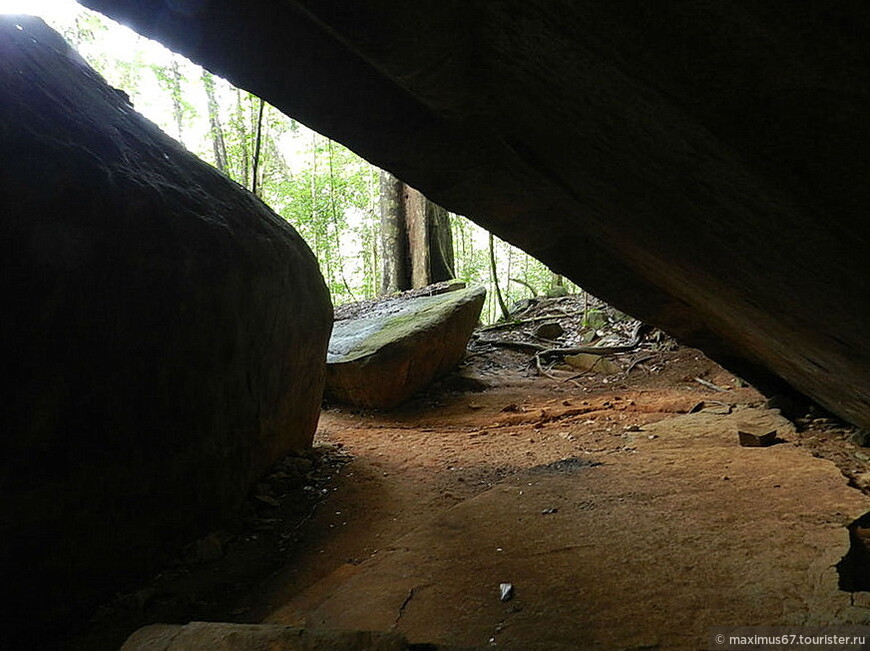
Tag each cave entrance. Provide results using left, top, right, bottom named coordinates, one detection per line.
left=61, top=290, right=870, bottom=650
left=9, top=4, right=870, bottom=650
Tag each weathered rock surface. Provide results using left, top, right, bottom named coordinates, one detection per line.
left=120, top=622, right=461, bottom=651
left=265, top=408, right=870, bottom=649
left=82, top=0, right=870, bottom=429
left=326, top=287, right=485, bottom=409
left=0, top=17, right=331, bottom=644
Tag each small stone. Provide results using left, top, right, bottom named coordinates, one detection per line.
left=737, top=423, right=778, bottom=447
left=541, top=508, right=558, bottom=515
left=535, top=322, right=564, bottom=339
left=624, top=424, right=641, bottom=432
left=499, top=582, right=514, bottom=602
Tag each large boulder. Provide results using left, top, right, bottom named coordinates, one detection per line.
left=0, top=17, right=331, bottom=643
left=327, top=286, right=485, bottom=409
left=82, top=0, right=870, bottom=429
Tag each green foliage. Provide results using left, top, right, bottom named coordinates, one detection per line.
left=53, top=5, right=583, bottom=315
left=448, top=215, right=571, bottom=323
left=148, top=57, right=198, bottom=144
left=60, top=11, right=108, bottom=58
left=277, top=134, right=380, bottom=305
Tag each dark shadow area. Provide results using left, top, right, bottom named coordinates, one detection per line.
left=528, top=457, right=603, bottom=475
left=51, top=445, right=352, bottom=651
left=837, top=511, right=870, bottom=593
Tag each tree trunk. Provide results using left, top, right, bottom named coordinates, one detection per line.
left=379, top=174, right=455, bottom=294
left=202, top=71, right=228, bottom=173
left=426, top=200, right=455, bottom=283
left=168, top=57, right=185, bottom=145
left=379, top=170, right=408, bottom=294
left=327, top=140, right=355, bottom=300
left=251, top=97, right=265, bottom=196
left=489, top=232, right=510, bottom=320
left=234, top=88, right=250, bottom=188
left=403, top=184, right=430, bottom=289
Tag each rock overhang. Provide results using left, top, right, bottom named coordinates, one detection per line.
left=74, top=0, right=870, bottom=428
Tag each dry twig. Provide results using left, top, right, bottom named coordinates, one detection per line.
left=694, top=377, right=729, bottom=392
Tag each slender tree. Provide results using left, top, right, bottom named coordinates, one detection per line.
left=251, top=97, right=266, bottom=196
left=202, top=71, right=228, bottom=173
left=489, top=232, right=510, bottom=320
left=229, top=88, right=250, bottom=187
left=168, top=57, right=185, bottom=143
left=327, top=140, right=356, bottom=299
left=149, top=55, right=193, bottom=146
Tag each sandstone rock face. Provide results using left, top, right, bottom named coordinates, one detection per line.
left=83, top=0, right=870, bottom=429
left=0, top=17, right=331, bottom=642
left=327, top=286, right=485, bottom=409
left=120, top=622, right=413, bottom=651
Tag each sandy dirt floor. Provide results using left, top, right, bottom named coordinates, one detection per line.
left=61, top=344, right=870, bottom=650
left=253, top=348, right=870, bottom=650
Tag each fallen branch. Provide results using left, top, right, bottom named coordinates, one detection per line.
left=476, top=339, right=545, bottom=353
left=694, top=377, right=729, bottom=392
left=479, top=322, right=651, bottom=375
left=626, top=354, right=656, bottom=374
left=535, top=353, right=561, bottom=380
left=534, top=321, right=649, bottom=368
left=479, top=314, right=566, bottom=332
left=534, top=355, right=584, bottom=385
left=537, top=343, right=637, bottom=360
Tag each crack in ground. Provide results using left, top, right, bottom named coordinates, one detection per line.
left=393, top=583, right=434, bottom=627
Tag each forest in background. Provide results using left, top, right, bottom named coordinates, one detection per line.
left=57, top=6, right=581, bottom=323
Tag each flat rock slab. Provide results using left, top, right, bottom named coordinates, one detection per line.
left=326, top=287, right=485, bottom=409
left=121, top=622, right=452, bottom=651
left=266, top=408, right=870, bottom=650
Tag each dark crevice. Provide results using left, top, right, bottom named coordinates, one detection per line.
left=837, top=511, right=870, bottom=592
